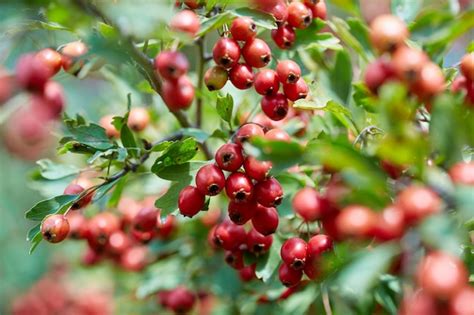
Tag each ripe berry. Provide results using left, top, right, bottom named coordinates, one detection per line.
left=162, top=75, right=195, bottom=111
left=100, top=114, right=120, bottom=138
left=239, top=264, right=256, bottom=282
left=369, top=14, right=408, bottom=53
left=213, top=38, right=241, bottom=69
left=336, top=205, right=377, bottom=238
left=287, top=2, right=313, bottom=29
left=156, top=213, right=176, bottom=239
left=128, top=107, right=150, bottom=132
left=225, top=172, right=254, bottom=203
left=224, top=250, right=244, bottom=269
left=243, top=156, right=272, bottom=181
left=247, top=228, right=273, bottom=255
left=39, top=80, right=65, bottom=118
left=276, top=60, right=301, bottom=84
left=228, top=200, right=257, bottom=225
left=196, top=164, right=226, bottom=196
left=154, top=50, right=189, bottom=81
left=106, top=230, right=131, bottom=255
left=254, top=177, right=283, bottom=207
left=450, top=286, right=474, bottom=315
left=460, top=53, right=474, bottom=82
left=261, top=93, right=289, bottom=121
left=254, top=69, right=280, bottom=95
left=373, top=205, right=405, bottom=241
left=121, top=246, right=148, bottom=271
left=261, top=1, right=288, bottom=24
left=303, top=260, right=319, bottom=280
left=304, top=0, right=327, bottom=20
left=391, top=46, right=428, bottom=83
left=265, top=128, right=291, bottom=141
left=307, top=234, right=333, bottom=259
left=449, top=161, right=474, bottom=185
left=35, top=48, right=62, bottom=74
left=278, top=263, right=303, bottom=287
left=417, top=251, right=468, bottom=299
left=64, top=183, right=93, bottom=210
left=364, top=58, right=397, bottom=94
left=281, top=237, right=307, bottom=269
left=131, top=229, right=156, bottom=244
left=400, top=290, right=437, bottom=315
left=229, top=63, right=255, bottom=89
left=242, top=38, right=271, bottom=68
left=396, top=185, right=441, bottom=225
left=292, top=187, right=327, bottom=221
left=204, top=66, right=228, bottom=91
left=132, top=207, right=158, bottom=232
left=16, top=53, right=53, bottom=91
left=283, top=78, right=309, bottom=101
left=66, top=212, right=87, bottom=239
left=178, top=186, right=205, bottom=217
left=234, top=123, right=265, bottom=145
left=86, top=212, right=120, bottom=249
left=271, top=25, right=296, bottom=49
left=167, top=286, right=196, bottom=314
left=170, top=10, right=200, bottom=36
left=411, top=62, right=445, bottom=99
left=61, top=41, right=88, bottom=73
left=41, top=214, right=70, bottom=243
left=213, top=220, right=247, bottom=250
left=215, top=143, right=244, bottom=172
left=251, top=204, right=279, bottom=235
left=231, top=17, right=257, bottom=42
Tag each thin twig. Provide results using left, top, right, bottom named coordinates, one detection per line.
left=321, top=284, right=333, bottom=315
left=196, top=37, right=205, bottom=128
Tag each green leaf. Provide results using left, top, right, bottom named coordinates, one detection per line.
left=107, top=176, right=128, bottom=208
left=216, top=93, right=234, bottom=125
left=25, top=195, right=78, bottom=221
left=281, top=284, right=319, bottom=315
left=155, top=182, right=189, bottom=216
left=36, top=159, right=79, bottom=180
left=232, top=8, right=276, bottom=29
left=62, top=116, right=114, bottom=152
left=256, top=236, right=283, bottom=282
left=329, top=50, right=353, bottom=104
left=419, top=214, right=467, bottom=256
left=154, top=161, right=207, bottom=181
left=198, top=11, right=233, bottom=36
left=352, top=82, right=378, bottom=113
left=151, top=138, right=199, bottom=174
left=120, top=124, right=138, bottom=156
left=27, top=224, right=43, bottom=255
left=136, top=259, right=184, bottom=298
left=181, top=128, right=211, bottom=143
left=454, top=186, right=474, bottom=223
left=391, top=0, right=422, bottom=23
left=294, top=19, right=327, bottom=48
left=329, top=17, right=370, bottom=62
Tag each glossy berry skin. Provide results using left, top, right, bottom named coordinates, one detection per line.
left=411, top=62, right=445, bottom=100
left=292, top=187, right=327, bottom=221
left=307, top=234, right=333, bottom=259
left=224, top=250, right=244, bottom=269
left=230, top=17, right=257, bottom=42
left=100, top=114, right=120, bottom=138
left=234, top=123, right=265, bottom=145
left=247, top=228, right=273, bottom=255
left=364, top=58, right=397, bottom=94
left=373, top=205, right=405, bottom=241
left=120, top=246, right=148, bottom=271
left=251, top=204, right=279, bottom=235
left=156, top=213, right=176, bottom=239
left=396, top=185, right=441, bottom=225
left=271, top=25, right=296, bottom=49
left=67, top=212, right=87, bottom=239
left=213, top=38, right=241, bottom=69
left=64, top=183, right=93, bottom=210
left=170, top=10, right=200, bottom=36
left=40, top=81, right=65, bottom=118
left=225, top=172, right=254, bottom=203
left=369, top=14, right=408, bottom=53
left=254, top=69, right=280, bottom=96
left=261, top=1, right=288, bottom=24
left=215, top=143, right=244, bottom=172
left=213, top=220, right=247, bottom=250
left=86, top=212, right=120, bottom=250
left=336, top=205, right=377, bottom=238
left=391, top=46, right=428, bottom=83
left=61, top=41, right=88, bottom=73
left=304, top=0, right=327, bottom=20
left=254, top=177, right=283, bottom=207
left=178, top=186, right=205, bottom=217
left=278, top=263, right=303, bottom=287
left=128, top=107, right=150, bottom=132
left=162, top=75, right=195, bottom=111
left=450, top=286, right=474, bottom=315
left=460, top=53, right=474, bottom=82
left=132, top=207, right=158, bottom=232
left=243, top=156, right=272, bottom=181
left=287, top=2, right=313, bottom=29
left=167, top=287, right=196, bottom=314
left=228, top=200, right=257, bottom=225
left=417, top=251, right=468, bottom=299
left=261, top=93, right=289, bottom=121
left=204, top=66, right=228, bottom=91
left=283, top=78, right=309, bottom=101
left=229, top=63, right=255, bottom=89
left=106, top=230, right=131, bottom=255
left=239, top=264, right=256, bottom=282
left=281, top=237, right=307, bottom=270
left=36, top=48, right=62, bottom=74
left=16, top=53, right=53, bottom=91
left=154, top=50, right=189, bottom=81
left=242, top=38, right=271, bottom=68
left=276, top=60, right=301, bottom=84
left=41, top=214, right=70, bottom=243
left=195, top=164, right=226, bottom=196
left=449, top=161, right=474, bottom=185
left=265, top=128, right=291, bottom=141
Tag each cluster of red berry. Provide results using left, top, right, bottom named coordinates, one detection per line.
left=452, top=53, right=474, bottom=106
left=157, top=286, right=197, bottom=314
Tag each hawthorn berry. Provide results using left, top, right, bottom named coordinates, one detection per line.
left=247, top=228, right=273, bottom=255
left=162, top=75, right=195, bottom=111
left=131, top=229, right=156, bottom=244
left=399, top=289, right=437, bottom=315
left=391, top=46, right=428, bottom=83
left=61, top=41, right=88, bottom=73
left=230, top=17, right=257, bottom=42
left=120, top=246, right=148, bottom=271
left=283, top=78, right=309, bottom=101
left=373, top=205, right=405, bottom=241
left=127, top=107, right=150, bottom=132
left=460, top=53, right=474, bottom=82
left=86, top=212, right=120, bottom=250
left=41, top=214, right=70, bottom=243
left=16, top=53, right=54, bottom=91
left=106, top=230, right=131, bottom=255
left=234, top=123, right=265, bottom=145
left=228, top=200, right=257, bottom=225
left=448, top=161, right=474, bottom=185
left=229, top=63, right=255, bottom=89
left=215, top=143, right=244, bottom=172
left=64, top=183, right=93, bottom=210
left=132, top=207, right=158, bottom=232
left=178, top=186, right=205, bottom=217
left=66, top=212, right=87, bottom=239
left=239, top=264, right=256, bottom=282
left=204, top=66, right=228, bottom=91
left=225, top=172, right=254, bottom=203
left=276, top=60, right=301, bottom=84
left=396, top=185, right=441, bottom=225
left=411, top=62, right=445, bottom=99
left=243, top=156, right=272, bottom=181
left=281, top=237, right=307, bottom=270
left=35, top=48, right=62, bottom=75
left=100, top=115, right=120, bottom=138
left=213, top=37, right=241, bottom=69
left=278, top=263, right=303, bottom=287
left=307, top=234, right=333, bottom=259
left=261, top=92, right=289, bottom=121
left=287, top=2, right=313, bottom=29
left=251, top=204, right=279, bottom=235
left=304, top=0, right=327, bottom=20
left=364, top=58, right=397, bottom=94
left=254, top=69, right=280, bottom=95
left=40, top=81, right=65, bottom=118
left=224, top=250, right=244, bottom=269
left=261, top=1, right=288, bottom=24
left=336, top=205, right=377, bottom=238
left=264, top=128, right=291, bottom=141
left=254, top=177, right=283, bottom=207
left=154, top=50, right=189, bottom=81
left=196, top=164, right=226, bottom=196
left=166, top=286, right=196, bottom=314
left=156, top=212, right=176, bottom=239
left=292, top=187, right=327, bottom=221
left=450, top=286, right=474, bottom=315
left=213, top=220, right=247, bottom=250
left=242, top=38, right=272, bottom=68
left=271, top=24, right=296, bottom=49
left=170, top=10, right=200, bottom=36
left=369, top=14, right=408, bottom=53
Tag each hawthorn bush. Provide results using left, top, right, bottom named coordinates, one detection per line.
left=1, top=0, right=473, bottom=314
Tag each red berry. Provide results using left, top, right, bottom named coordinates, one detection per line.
left=287, top=2, right=313, bottom=29
left=251, top=204, right=279, bottom=235
left=303, top=260, right=319, bottom=280
left=64, top=183, right=93, bottom=210
left=281, top=237, right=307, bottom=270
left=460, top=53, right=474, bottom=82
left=162, top=75, right=195, bottom=111
left=120, top=246, right=149, bottom=271
left=364, top=58, right=397, bottom=94
left=133, top=207, right=158, bottom=232
left=307, top=234, right=333, bottom=258
left=224, top=250, right=244, bottom=269
left=261, top=1, right=288, bottom=24
left=271, top=25, right=296, bottom=49
left=254, top=177, right=283, bottom=207
left=283, top=78, right=309, bottom=101
left=167, top=287, right=196, bottom=314
left=292, top=188, right=327, bottom=221
left=278, top=263, right=302, bottom=287
left=16, top=53, right=54, bottom=91
left=106, top=230, right=131, bottom=255
left=261, top=93, right=289, bottom=121
left=369, top=14, right=408, bottom=53
left=373, top=205, right=405, bottom=241
left=239, top=264, right=256, bottom=282
left=230, top=17, right=257, bottom=42
left=213, top=220, right=247, bottom=250
left=304, top=0, right=327, bottom=20
left=265, top=128, right=291, bottom=141
left=228, top=200, right=257, bottom=225
left=242, top=38, right=271, bottom=68
left=450, top=286, right=474, bottom=315
left=276, top=60, right=301, bottom=84
left=225, top=172, right=254, bottom=203
left=154, top=50, right=189, bottom=81
left=229, top=63, right=255, bottom=89
left=247, top=228, right=273, bottom=255
left=40, top=81, right=65, bottom=118
left=213, top=38, right=241, bottom=69
left=391, top=46, right=428, bottom=83
left=336, top=205, right=377, bottom=238
left=41, top=214, right=70, bottom=243
left=156, top=213, right=176, bottom=239
left=234, top=123, right=265, bottom=145
left=100, top=115, right=120, bottom=138
left=36, top=48, right=62, bottom=75
left=66, top=212, right=87, bottom=239
left=195, top=164, right=226, bottom=196
left=399, top=290, right=437, bottom=315
left=86, top=212, right=120, bottom=250
left=204, top=66, right=228, bottom=91
left=396, top=185, right=441, bottom=225
left=254, top=69, right=280, bottom=95
left=131, top=229, right=156, bottom=244
left=178, top=186, right=205, bottom=217
left=60, top=41, right=88, bottom=73
left=411, top=62, right=445, bottom=100
left=127, top=107, right=150, bottom=132
left=215, top=143, right=244, bottom=172
left=170, top=10, right=200, bottom=36
left=243, top=156, right=272, bottom=181
left=449, top=161, right=474, bottom=185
